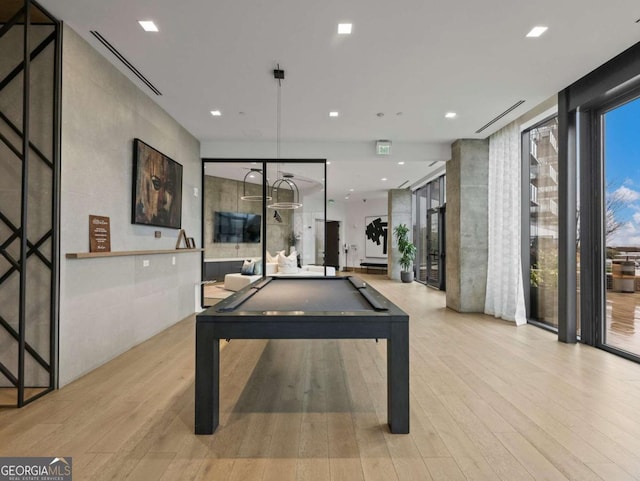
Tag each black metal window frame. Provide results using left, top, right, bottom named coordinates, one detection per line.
left=558, top=40, right=640, bottom=354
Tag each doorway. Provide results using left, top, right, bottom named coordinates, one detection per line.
left=325, top=221, right=340, bottom=270
left=427, top=207, right=446, bottom=289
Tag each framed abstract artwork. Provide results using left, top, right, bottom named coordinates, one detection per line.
left=365, top=215, right=388, bottom=258
left=132, top=138, right=183, bottom=229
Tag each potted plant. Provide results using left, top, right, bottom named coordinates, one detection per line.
left=393, top=224, right=417, bottom=283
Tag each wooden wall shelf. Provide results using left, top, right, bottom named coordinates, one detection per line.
left=66, top=248, right=204, bottom=259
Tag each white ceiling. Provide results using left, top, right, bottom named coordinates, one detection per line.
left=40, top=0, right=640, bottom=199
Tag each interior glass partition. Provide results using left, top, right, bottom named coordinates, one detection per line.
left=0, top=1, right=61, bottom=406
left=201, top=160, right=326, bottom=308
left=602, top=95, right=640, bottom=358
left=201, top=161, right=266, bottom=307
left=266, top=161, right=326, bottom=271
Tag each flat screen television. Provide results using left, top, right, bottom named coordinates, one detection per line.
left=214, top=212, right=261, bottom=243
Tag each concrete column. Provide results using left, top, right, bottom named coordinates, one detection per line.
left=446, top=139, right=489, bottom=312
left=388, top=189, right=412, bottom=280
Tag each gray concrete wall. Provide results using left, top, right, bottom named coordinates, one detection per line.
left=388, top=189, right=412, bottom=280
left=203, top=175, right=291, bottom=259
left=58, top=26, right=201, bottom=386
left=446, top=139, right=489, bottom=312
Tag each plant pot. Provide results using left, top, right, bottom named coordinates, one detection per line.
left=400, top=270, right=414, bottom=283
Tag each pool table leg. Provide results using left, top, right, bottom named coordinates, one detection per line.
left=388, top=322, right=409, bottom=433
left=195, top=323, right=219, bottom=434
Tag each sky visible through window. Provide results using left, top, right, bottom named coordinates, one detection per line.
left=604, top=96, right=640, bottom=247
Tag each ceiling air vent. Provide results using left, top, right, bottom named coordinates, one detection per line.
left=475, top=100, right=525, bottom=133
left=90, top=31, right=162, bottom=96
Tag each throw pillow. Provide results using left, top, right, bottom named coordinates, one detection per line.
left=266, top=250, right=285, bottom=263
left=277, top=251, right=298, bottom=275
left=240, top=259, right=255, bottom=275
left=251, top=258, right=263, bottom=276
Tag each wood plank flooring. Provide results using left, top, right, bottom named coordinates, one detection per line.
left=2, top=275, right=640, bottom=480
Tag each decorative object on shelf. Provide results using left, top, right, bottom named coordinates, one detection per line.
left=89, top=215, right=111, bottom=253
left=132, top=138, right=183, bottom=229
left=241, top=168, right=272, bottom=201
left=176, top=229, right=189, bottom=249
left=365, top=215, right=388, bottom=258
left=266, top=64, right=303, bottom=210
left=187, top=237, right=196, bottom=249
left=393, top=223, right=416, bottom=283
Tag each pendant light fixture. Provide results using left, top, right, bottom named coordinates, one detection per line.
left=240, top=168, right=272, bottom=201
left=267, top=64, right=303, bottom=210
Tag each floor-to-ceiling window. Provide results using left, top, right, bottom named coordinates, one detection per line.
left=523, top=117, right=559, bottom=329
left=602, top=96, right=640, bottom=357
left=559, top=39, right=640, bottom=357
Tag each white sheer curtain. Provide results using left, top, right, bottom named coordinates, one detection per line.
left=485, top=122, right=527, bottom=325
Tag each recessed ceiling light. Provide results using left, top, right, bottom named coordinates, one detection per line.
left=327, top=161, right=331, bottom=165
left=329, top=111, right=339, bottom=117
left=138, top=20, right=159, bottom=32
left=398, top=161, right=405, bottom=165
left=381, top=178, right=387, bottom=181
left=349, top=188, right=354, bottom=192
left=445, top=112, right=457, bottom=119
left=338, top=23, right=352, bottom=34
left=210, top=110, right=221, bottom=116
left=526, top=26, right=548, bottom=37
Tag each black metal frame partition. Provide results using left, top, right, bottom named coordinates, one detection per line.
left=557, top=40, right=640, bottom=356
left=0, top=0, right=62, bottom=406
left=200, top=159, right=326, bottom=307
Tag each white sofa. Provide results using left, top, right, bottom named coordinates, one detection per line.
left=224, top=264, right=336, bottom=291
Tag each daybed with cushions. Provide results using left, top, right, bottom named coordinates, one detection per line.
left=223, top=250, right=336, bottom=291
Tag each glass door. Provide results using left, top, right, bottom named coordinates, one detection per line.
left=417, top=187, right=428, bottom=283
left=602, top=95, right=640, bottom=358
left=426, top=207, right=445, bottom=289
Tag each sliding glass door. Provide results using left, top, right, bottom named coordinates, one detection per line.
left=602, top=95, right=640, bottom=358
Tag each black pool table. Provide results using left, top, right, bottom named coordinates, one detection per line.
left=195, top=276, right=409, bottom=435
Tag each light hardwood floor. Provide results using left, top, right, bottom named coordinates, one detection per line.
left=2, top=276, right=640, bottom=480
